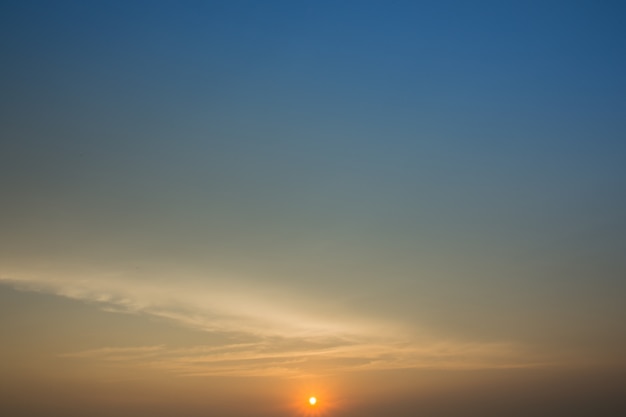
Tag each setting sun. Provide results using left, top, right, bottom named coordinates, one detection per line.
left=309, top=397, right=317, bottom=406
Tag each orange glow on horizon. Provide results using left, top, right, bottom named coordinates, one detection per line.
left=290, top=390, right=336, bottom=417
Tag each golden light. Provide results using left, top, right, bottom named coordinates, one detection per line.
left=290, top=387, right=336, bottom=417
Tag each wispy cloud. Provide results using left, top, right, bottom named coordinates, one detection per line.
left=1, top=275, right=545, bottom=376
left=59, top=339, right=542, bottom=378
left=60, top=345, right=166, bottom=361
left=0, top=275, right=375, bottom=338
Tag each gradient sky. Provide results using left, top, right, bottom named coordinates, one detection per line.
left=1, top=1, right=626, bottom=416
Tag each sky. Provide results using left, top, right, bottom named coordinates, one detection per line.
left=1, top=1, right=626, bottom=416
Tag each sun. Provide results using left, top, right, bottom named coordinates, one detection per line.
left=308, top=396, right=317, bottom=406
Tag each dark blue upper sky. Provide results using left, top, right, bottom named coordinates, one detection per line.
left=3, top=1, right=625, bottom=247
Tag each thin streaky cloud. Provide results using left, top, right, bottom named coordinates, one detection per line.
left=60, top=339, right=547, bottom=378
left=0, top=275, right=384, bottom=338
left=3, top=275, right=551, bottom=376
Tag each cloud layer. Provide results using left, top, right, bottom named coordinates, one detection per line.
left=1, top=274, right=545, bottom=377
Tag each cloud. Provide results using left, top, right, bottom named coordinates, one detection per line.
left=58, top=339, right=541, bottom=378
left=0, top=274, right=394, bottom=339
left=60, top=345, right=166, bottom=360
left=1, top=275, right=545, bottom=376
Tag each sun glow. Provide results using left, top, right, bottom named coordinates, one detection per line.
left=292, top=387, right=334, bottom=416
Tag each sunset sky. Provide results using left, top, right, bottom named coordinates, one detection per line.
left=1, top=1, right=625, bottom=416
